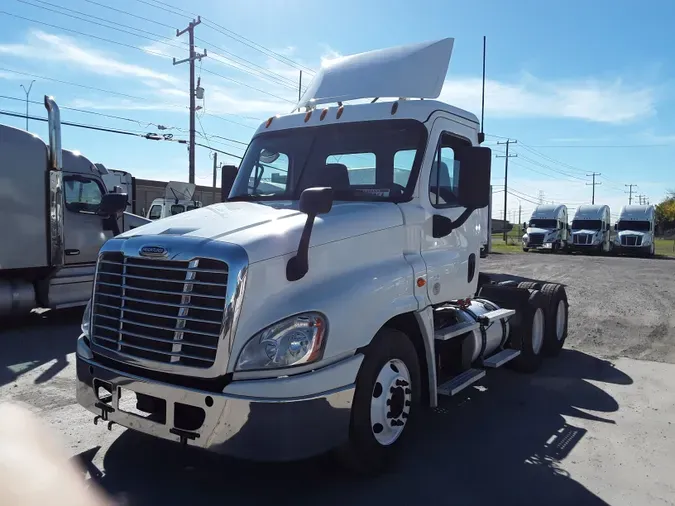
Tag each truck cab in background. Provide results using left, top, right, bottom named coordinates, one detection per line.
left=146, top=181, right=203, bottom=220
left=522, top=204, right=569, bottom=252
left=569, top=204, right=612, bottom=254
left=614, top=205, right=656, bottom=257
left=0, top=96, right=147, bottom=317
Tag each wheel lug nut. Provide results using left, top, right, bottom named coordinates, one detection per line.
left=396, top=379, right=409, bottom=387
left=386, top=412, right=393, bottom=418
left=402, top=412, right=408, bottom=419
left=405, top=400, right=411, bottom=407
left=386, top=399, right=391, bottom=406
left=405, top=388, right=411, bottom=394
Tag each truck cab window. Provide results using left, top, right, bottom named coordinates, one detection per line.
left=148, top=205, right=162, bottom=220
left=170, top=204, right=185, bottom=215
left=429, top=133, right=467, bottom=208
left=326, top=153, right=376, bottom=185
left=393, top=149, right=416, bottom=187
left=64, top=177, right=103, bottom=213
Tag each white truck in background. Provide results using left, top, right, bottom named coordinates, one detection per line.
left=522, top=204, right=569, bottom=253
left=76, top=39, right=570, bottom=473
left=0, top=97, right=150, bottom=317
left=569, top=204, right=612, bottom=254
left=614, top=205, right=656, bottom=257
left=146, top=181, right=203, bottom=220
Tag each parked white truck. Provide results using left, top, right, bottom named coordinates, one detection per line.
left=522, top=204, right=569, bottom=252
left=569, top=204, right=612, bottom=253
left=146, top=182, right=203, bottom=221
left=0, top=97, right=150, bottom=317
left=614, top=205, right=656, bottom=257
left=75, top=39, right=570, bottom=473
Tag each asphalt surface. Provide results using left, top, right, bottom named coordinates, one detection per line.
left=1, top=253, right=674, bottom=506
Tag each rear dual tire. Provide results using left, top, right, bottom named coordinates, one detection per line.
left=517, top=281, right=568, bottom=357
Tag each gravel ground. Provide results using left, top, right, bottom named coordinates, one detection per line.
left=1, top=253, right=674, bottom=506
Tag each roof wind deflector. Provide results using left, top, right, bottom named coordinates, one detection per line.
left=296, top=38, right=454, bottom=109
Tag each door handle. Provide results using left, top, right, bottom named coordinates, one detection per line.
left=65, top=249, right=80, bottom=256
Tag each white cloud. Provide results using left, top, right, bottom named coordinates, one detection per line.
left=440, top=74, right=656, bottom=124
left=0, top=31, right=180, bottom=86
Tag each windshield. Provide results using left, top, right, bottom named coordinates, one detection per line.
left=572, top=219, right=602, bottom=230
left=229, top=119, right=427, bottom=202
left=529, top=219, right=557, bottom=229
left=170, top=204, right=185, bottom=215
left=617, top=220, right=650, bottom=231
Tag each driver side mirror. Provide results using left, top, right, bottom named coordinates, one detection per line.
left=97, top=192, right=128, bottom=217
left=454, top=146, right=492, bottom=209
left=613, top=223, right=617, bottom=231
left=220, top=165, right=238, bottom=201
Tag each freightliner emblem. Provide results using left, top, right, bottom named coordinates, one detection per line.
left=139, top=246, right=168, bottom=258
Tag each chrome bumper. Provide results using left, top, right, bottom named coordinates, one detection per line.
left=77, top=343, right=362, bottom=462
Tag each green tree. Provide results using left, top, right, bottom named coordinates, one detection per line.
left=655, top=190, right=675, bottom=235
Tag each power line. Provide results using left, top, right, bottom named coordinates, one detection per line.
left=83, top=0, right=176, bottom=30
left=0, top=67, right=261, bottom=129
left=201, top=68, right=295, bottom=104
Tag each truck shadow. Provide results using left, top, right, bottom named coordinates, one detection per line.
left=85, top=349, right=628, bottom=506
left=0, top=308, right=82, bottom=387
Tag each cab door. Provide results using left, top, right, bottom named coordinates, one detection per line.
left=62, top=174, right=112, bottom=264
left=419, top=116, right=482, bottom=304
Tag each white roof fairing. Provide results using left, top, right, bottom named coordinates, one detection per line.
left=297, top=38, right=455, bottom=109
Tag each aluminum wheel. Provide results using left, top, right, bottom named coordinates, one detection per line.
left=370, top=359, right=411, bottom=446
left=555, top=300, right=567, bottom=341
left=531, top=308, right=545, bottom=355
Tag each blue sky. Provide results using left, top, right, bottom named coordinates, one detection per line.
left=1, top=0, right=673, bottom=220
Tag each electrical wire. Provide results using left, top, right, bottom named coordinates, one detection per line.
left=201, top=68, right=295, bottom=104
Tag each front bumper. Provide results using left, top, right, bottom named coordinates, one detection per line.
left=614, top=244, right=650, bottom=255
left=77, top=342, right=362, bottom=462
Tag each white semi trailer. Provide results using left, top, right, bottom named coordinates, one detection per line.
left=75, top=39, right=570, bottom=473
left=569, top=204, right=612, bottom=254
left=522, top=204, right=569, bottom=252
left=0, top=97, right=150, bottom=317
left=614, top=205, right=656, bottom=257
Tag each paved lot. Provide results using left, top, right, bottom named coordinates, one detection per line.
left=1, top=253, right=674, bottom=506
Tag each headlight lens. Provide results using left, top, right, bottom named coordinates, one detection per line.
left=236, top=312, right=327, bottom=371
left=81, top=298, right=92, bottom=336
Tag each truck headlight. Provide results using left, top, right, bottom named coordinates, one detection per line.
left=236, top=312, right=327, bottom=371
left=522, top=235, right=528, bottom=242
left=81, top=298, right=92, bottom=337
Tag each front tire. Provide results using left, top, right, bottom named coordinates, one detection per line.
left=336, top=328, right=421, bottom=474
left=540, top=283, right=569, bottom=357
left=522, top=247, right=529, bottom=252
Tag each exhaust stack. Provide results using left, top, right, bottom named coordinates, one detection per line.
left=44, top=95, right=62, bottom=171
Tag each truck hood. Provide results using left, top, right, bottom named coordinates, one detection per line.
left=572, top=229, right=601, bottom=235
left=617, top=230, right=646, bottom=237
left=526, top=227, right=556, bottom=235
left=117, top=200, right=403, bottom=264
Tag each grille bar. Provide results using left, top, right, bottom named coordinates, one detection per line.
left=92, top=252, right=228, bottom=368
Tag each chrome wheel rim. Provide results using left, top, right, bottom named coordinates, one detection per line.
left=370, top=359, right=411, bottom=446
left=532, top=308, right=544, bottom=354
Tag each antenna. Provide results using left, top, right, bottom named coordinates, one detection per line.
left=478, top=35, right=486, bottom=144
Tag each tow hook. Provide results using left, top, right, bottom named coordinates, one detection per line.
left=107, top=421, right=116, bottom=431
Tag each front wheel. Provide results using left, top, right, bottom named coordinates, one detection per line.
left=336, top=328, right=421, bottom=474
left=523, top=247, right=529, bottom=252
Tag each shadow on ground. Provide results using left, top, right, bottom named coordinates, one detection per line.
left=0, top=308, right=82, bottom=386
left=76, top=350, right=629, bottom=506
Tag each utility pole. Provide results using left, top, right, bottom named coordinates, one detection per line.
left=20, top=80, right=35, bottom=131
left=496, top=139, right=517, bottom=242
left=625, top=183, right=637, bottom=205
left=173, top=16, right=207, bottom=184
left=518, top=201, right=522, bottom=231
left=298, top=70, right=303, bottom=102
left=211, top=152, right=220, bottom=203
left=586, top=172, right=601, bottom=204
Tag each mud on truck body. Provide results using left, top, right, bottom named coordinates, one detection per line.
left=76, top=38, right=570, bottom=473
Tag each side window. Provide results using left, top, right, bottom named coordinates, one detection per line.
left=64, top=176, right=104, bottom=213
left=148, top=205, right=162, bottom=220
left=250, top=151, right=289, bottom=195
left=429, top=133, right=466, bottom=208
left=326, top=152, right=376, bottom=185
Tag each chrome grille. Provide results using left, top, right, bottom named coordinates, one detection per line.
left=528, top=233, right=545, bottom=246
left=92, top=252, right=228, bottom=368
left=573, top=234, right=591, bottom=245
left=621, top=236, right=641, bottom=247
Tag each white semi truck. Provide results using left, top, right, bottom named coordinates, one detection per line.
left=146, top=182, right=203, bottom=221
left=614, top=204, right=656, bottom=257
left=569, top=204, right=612, bottom=254
left=522, top=204, right=569, bottom=252
left=75, top=39, right=570, bottom=473
left=0, top=97, right=150, bottom=317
